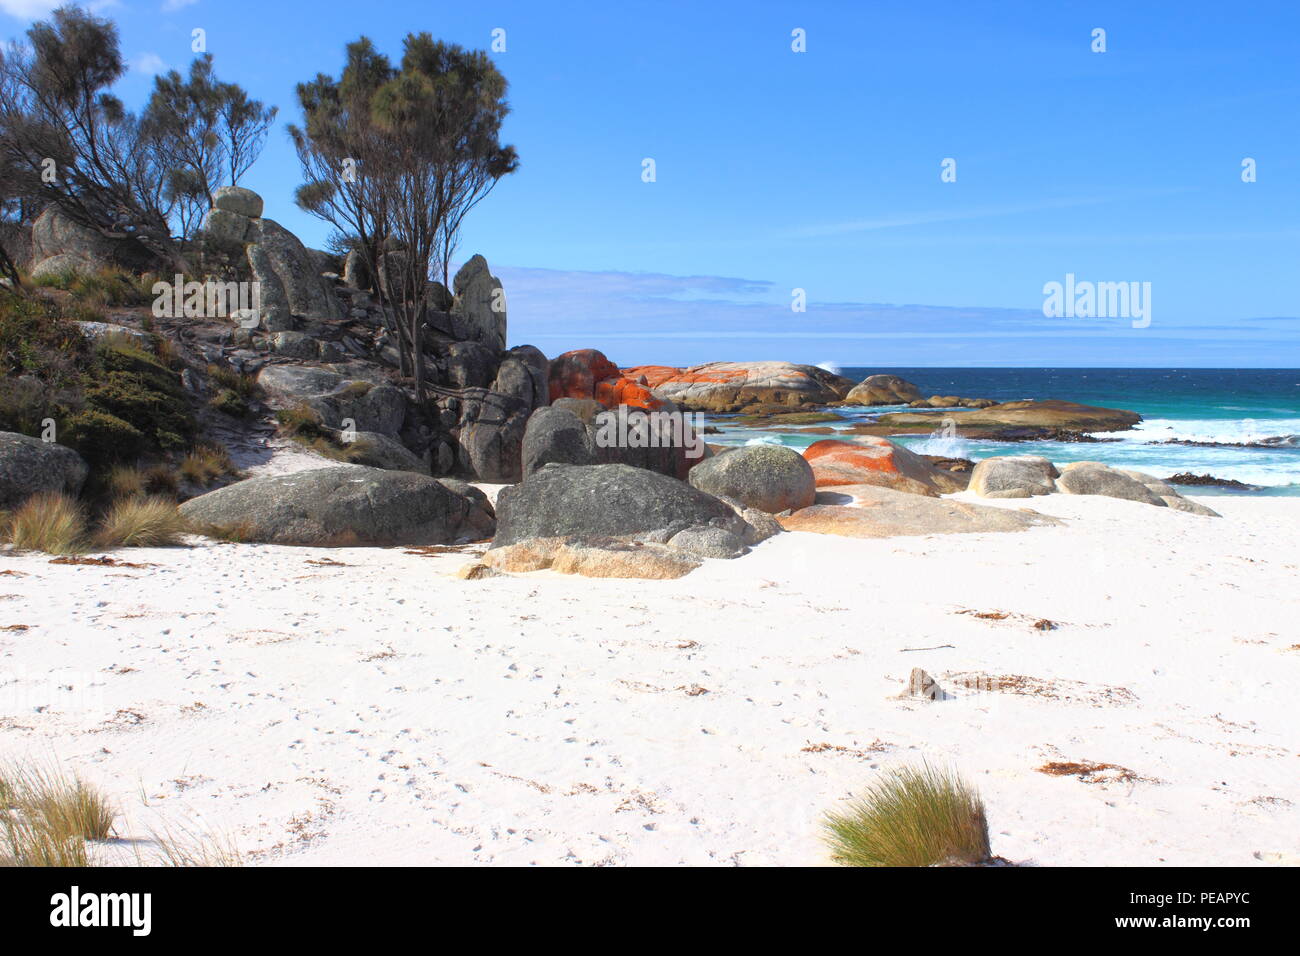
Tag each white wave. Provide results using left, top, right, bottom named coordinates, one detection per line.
left=1128, top=418, right=1300, bottom=446
left=816, top=361, right=842, bottom=375
left=910, top=435, right=971, bottom=458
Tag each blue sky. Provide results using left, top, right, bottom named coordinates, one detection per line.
left=4, top=0, right=1298, bottom=367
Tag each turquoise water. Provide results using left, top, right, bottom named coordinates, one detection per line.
left=707, top=368, right=1300, bottom=495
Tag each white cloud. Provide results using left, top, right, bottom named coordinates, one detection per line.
left=132, top=52, right=167, bottom=75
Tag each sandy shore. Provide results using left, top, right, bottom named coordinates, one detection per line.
left=1, top=492, right=1296, bottom=866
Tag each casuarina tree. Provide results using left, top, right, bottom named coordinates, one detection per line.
left=290, top=33, right=517, bottom=399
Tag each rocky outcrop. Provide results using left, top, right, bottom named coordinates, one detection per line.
left=778, top=485, right=1062, bottom=538
left=492, top=462, right=748, bottom=548
left=622, top=361, right=856, bottom=412
left=453, top=387, right=531, bottom=483
left=686, top=444, right=815, bottom=514
left=843, top=374, right=923, bottom=406
left=180, top=465, right=493, bottom=546
left=200, top=190, right=344, bottom=332
left=257, top=365, right=405, bottom=436
left=0, top=432, right=89, bottom=509
left=874, top=400, right=1141, bottom=435
left=1055, top=462, right=1165, bottom=506
left=802, top=438, right=968, bottom=496
left=448, top=254, right=507, bottom=351
left=969, top=456, right=1059, bottom=498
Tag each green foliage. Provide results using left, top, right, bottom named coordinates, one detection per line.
left=74, top=341, right=196, bottom=462
left=0, top=293, right=90, bottom=435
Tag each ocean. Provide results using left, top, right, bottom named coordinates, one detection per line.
left=707, top=368, right=1300, bottom=495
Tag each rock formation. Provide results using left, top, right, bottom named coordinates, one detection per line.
left=620, top=361, right=856, bottom=411
left=802, top=437, right=968, bottom=496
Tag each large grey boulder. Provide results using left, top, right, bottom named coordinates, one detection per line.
left=687, top=443, right=815, bottom=514
left=257, top=364, right=346, bottom=398
left=211, top=186, right=264, bottom=219
left=666, top=524, right=749, bottom=559
left=492, top=463, right=747, bottom=548
left=245, top=218, right=345, bottom=331
left=30, top=206, right=114, bottom=266
left=1055, top=463, right=1165, bottom=506
left=1120, top=468, right=1221, bottom=516
left=180, top=465, right=493, bottom=546
left=970, top=455, right=1060, bottom=498
left=0, top=432, right=89, bottom=509
left=844, top=374, right=923, bottom=406
left=522, top=406, right=595, bottom=477
left=449, top=254, right=507, bottom=351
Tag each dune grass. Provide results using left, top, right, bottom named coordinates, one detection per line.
left=0, top=762, right=116, bottom=867
left=5, top=492, right=88, bottom=554
left=94, top=495, right=190, bottom=548
left=823, top=764, right=991, bottom=867
left=1, top=761, right=240, bottom=867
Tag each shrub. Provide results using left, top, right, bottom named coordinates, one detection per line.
left=64, top=341, right=197, bottom=472
left=62, top=407, right=149, bottom=467
left=6, top=493, right=88, bottom=555
left=823, top=764, right=991, bottom=867
left=95, top=495, right=190, bottom=548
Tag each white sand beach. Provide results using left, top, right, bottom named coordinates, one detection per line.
left=1, top=491, right=1296, bottom=866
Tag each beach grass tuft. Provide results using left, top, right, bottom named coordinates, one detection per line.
left=0, top=762, right=116, bottom=867
left=5, top=492, right=89, bottom=554
left=94, top=495, right=190, bottom=548
left=823, top=763, right=990, bottom=867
